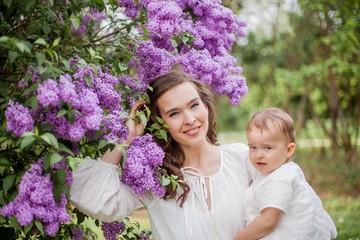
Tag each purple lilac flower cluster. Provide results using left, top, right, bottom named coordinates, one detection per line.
left=23, top=64, right=130, bottom=143
left=119, top=0, right=248, bottom=105
left=121, top=133, right=166, bottom=197
left=0, top=159, right=71, bottom=237
left=132, top=40, right=177, bottom=85
left=5, top=100, right=34, bottom=137
left=101, top=221, right=126, bottom=240
left=140, top=231, right=151, bottom=240
left=71, top=227, right=84, bottom=240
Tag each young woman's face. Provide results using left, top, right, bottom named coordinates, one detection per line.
left=157, top=82, right=209, bottom=148
left=246, top=126, right=295, bottom=174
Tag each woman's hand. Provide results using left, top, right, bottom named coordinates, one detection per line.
left=124, top=100, right=147, bottom=145
left=101, top=100, right=147, bottom=165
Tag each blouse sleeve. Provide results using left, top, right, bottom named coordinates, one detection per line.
left=70, top=158, right=144, bottom=222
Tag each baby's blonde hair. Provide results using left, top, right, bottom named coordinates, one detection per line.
left=247, top=107, right=296, bottom=144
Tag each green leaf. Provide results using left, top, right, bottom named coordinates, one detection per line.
left=88, top=47, right=96, bottom=57
left=76, top=210, right=86, bottom=224
left=97, top=139, right=108, bottom=150
left=66, top=111, right=75, bottom=124
left=40, top=132, right=59, bottom=149
left=52, top=37, right=61, bottom=47
left=50, top=152, right=63, bottom=166
left=3, top=175, right=16, bottom=192
left=24, top=222, right=33, bottom=234
left=36, top=52, right=46, bottom=65
left=21, top=132, right=35, bottom=137
left=139, top=112, right=147, bottom=127
left=42, top=22, right=52, bottom=34
left=85, top=75, right=93, bottom=87
left=8, top=50, right=18, bottom=63
left=51, top=169, right=66, bottom=185
left=160, top=176, right=170, bottom=186
left=14, top=40, right=31, bottom=53
left=34, top=38, right=47, bottom=45
left=156, top=116, right=164, bottom=124
left=0, top=157, right=12, bottom=166
left=34, top=220, right=44, bottom=234
left=9, top=217, right=22, bottom=231
left=59, top=142, right=74, bottom=156
left=61, top=58, right=71, bottom=71
left=53, top=185, right=62, bottom=204
left=70, top=17, right=81, bottom=30
left=159, top=129, right=168, bottom=141
left=43, top=152, right=63, bottom=170
left=57, top=109, right=68, bottom=117
left=20, top=135, right=36, bottom=150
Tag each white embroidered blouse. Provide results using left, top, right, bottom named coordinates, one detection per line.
left=70, top=143, right=256, bottom=240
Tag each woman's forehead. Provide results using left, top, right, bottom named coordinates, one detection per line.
left=157, top=82, right=200, bottom=111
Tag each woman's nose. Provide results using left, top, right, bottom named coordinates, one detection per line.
left=184, top=112, right=196, bottom=124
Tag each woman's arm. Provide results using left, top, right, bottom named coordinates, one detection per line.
left=70, top=101, right=147, bottom=221
left=235, top=207, right=283, bottom=240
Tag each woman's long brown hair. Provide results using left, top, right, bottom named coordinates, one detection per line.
left=148, top=71, right=218, bottom=206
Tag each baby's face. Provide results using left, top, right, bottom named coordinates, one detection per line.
left=246, top=126, right=293, bottom=174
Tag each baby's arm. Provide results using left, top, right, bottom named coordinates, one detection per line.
left=235, top=207, right=283, bottom=240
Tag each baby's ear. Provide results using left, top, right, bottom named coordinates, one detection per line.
left=286, top=143, right=296, bottom=158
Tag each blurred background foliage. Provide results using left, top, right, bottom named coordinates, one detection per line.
left=219, top=0, right=359, bottom=164
left=217, top=1, right=360, bottom=239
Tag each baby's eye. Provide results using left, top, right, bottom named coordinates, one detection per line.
left=249, top=146, right=257, bottom=150
left=264, top=146, right=272, bottom=151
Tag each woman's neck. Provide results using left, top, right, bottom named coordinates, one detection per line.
left=182, top=142, right=220, bottom=175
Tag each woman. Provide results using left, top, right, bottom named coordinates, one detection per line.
left=70, top=71, right=256, bottom=239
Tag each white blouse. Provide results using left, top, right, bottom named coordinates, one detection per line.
left=243, top=161, right=337, bottom=240
left=70, top=143, right=256, bottom=240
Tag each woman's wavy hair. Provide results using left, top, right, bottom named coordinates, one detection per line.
left=148, top=70, right=218, bottom=206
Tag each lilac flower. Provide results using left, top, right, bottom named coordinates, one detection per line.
left=179, top=49, right=223, bottom=85
left=121, top=134, right=165, bottom=197
left=58, top=74, right=78, bottom=104
left=101, top=221, right=126, bottom=240
left=146, top=1, right=182, bottom=38
left=118, top=0, right=139, bottom=18
left=133, top=40, right=177, bottom=84
left=5, top=100, right=34, bottom=136
left=72, top=227, right=84, bottom=240
left=18, top=66, right=41, bottom=89
left=0, top=159, right=71, bottom=237
left=37, top=79, right=61, bottom=107
left=71, top=25, right=87, bottom=36
left=140, top=231, right=151, bottom=240
left=101, top=109, right=129, bottom=143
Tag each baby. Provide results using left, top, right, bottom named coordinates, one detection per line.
left=236, top=108, right=337, bottom=240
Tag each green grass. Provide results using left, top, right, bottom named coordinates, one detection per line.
left=324, top=197, right=360, bottom=240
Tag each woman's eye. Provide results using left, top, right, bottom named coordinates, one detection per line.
left=191, top=103, right=199, bottom=109
left=169, top=112, right=178, bottom=118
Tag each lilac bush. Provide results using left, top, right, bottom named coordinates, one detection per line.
left=0, top=0, right=248, bottom=238
left=0, top=159, right=71, bottom=237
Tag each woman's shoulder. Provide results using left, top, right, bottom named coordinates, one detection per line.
left=219, top=142, right=249, bottom=163
left=220, top=142, right=248, bottom=154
